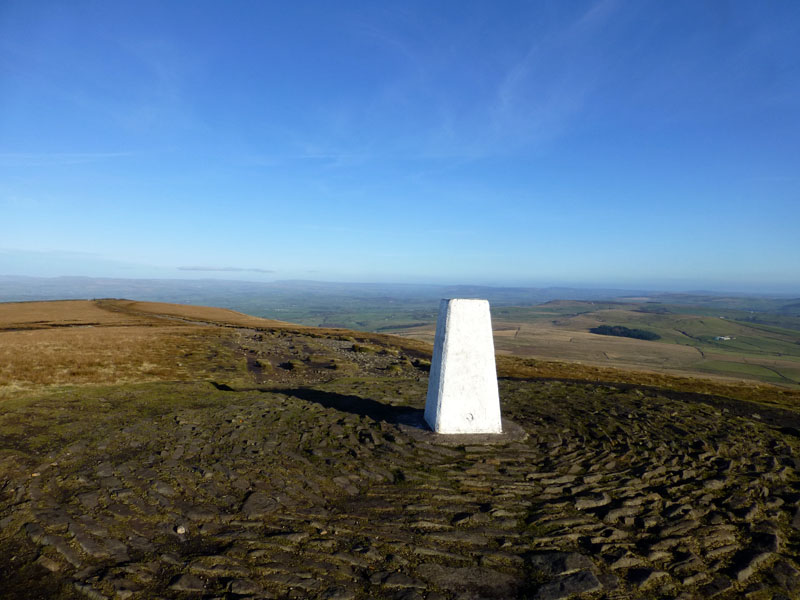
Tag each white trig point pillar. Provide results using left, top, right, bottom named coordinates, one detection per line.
left=424, top=298, right=502, bottom=434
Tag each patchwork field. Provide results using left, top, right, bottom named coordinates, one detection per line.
left=386, top=300, right=800, bottom=389
left=3, top=299, right=800, bottom=599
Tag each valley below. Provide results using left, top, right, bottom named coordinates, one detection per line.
left=386, top=300, right=800, bottom=390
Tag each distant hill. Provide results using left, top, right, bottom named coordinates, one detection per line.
left=778, top=300, right=800, bottom=316
left=0, top=275, right=648, bottom=305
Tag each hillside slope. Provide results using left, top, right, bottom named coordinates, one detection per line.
left=2, top=300, right=800, bottom=599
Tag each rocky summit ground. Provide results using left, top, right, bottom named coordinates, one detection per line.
left=2, top=311, right=800, bottom=599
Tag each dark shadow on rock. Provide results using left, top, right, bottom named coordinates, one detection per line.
left=779, top=426, right=800, bottom=439
left=213, top=384, right=527, bottom=443
left=272, top=387, right=427, bottom=429
left=210, top=381, right=235, bottom=391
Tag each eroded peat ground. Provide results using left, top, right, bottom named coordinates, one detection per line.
left=2, top=301, right=800, bottom=599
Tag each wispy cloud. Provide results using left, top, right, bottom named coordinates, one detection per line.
left=335, top=2, right=624, bottom=162
left=491, top=0, right=620, bottom=149
left=242, top=151, right=371, bottom=169
left=111, top=38, right=196, bottom=131
left=178, top=266, right=275, bottom=274
left=0, top=152, right=132, bottom=167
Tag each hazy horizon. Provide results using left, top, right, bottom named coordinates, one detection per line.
left=2, top=271, right=799, bottom=298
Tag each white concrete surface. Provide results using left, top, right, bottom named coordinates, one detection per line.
left=424, top=299, right=502, bottom=434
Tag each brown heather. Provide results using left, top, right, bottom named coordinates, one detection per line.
left=2, top=299, right=799, bottom=410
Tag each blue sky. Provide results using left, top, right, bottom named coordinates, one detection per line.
left=1, top=1, right=799, bottom=293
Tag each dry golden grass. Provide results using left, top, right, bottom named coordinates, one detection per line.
left=0, top=300, right=149, bottom=330
left=104, top=299, right=435, bottom=354
left=0, top=299, right=430, bottom=397
left=106, top=300, right=289, bottom=328
left=0, top=325, right=239, bottom=393
left=3, top=299, right=799, bottom=412
left=0, top=300, right=257, bottom=396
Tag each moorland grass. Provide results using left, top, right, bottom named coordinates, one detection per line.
left=2, top=298, right=799, bottom=413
